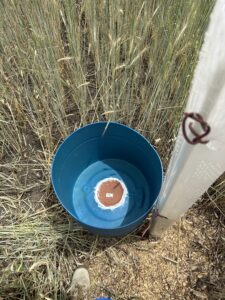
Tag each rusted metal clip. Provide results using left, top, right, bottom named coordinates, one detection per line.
left=182, top=112, right=211, bottom=145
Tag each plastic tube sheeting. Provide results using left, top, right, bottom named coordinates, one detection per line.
left=150, top=0, right=225, bottom=236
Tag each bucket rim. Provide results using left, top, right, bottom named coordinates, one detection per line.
left=51, top=121, right=163, bottom=231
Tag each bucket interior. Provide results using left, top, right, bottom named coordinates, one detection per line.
left=52, top=122, right=162, bottom=231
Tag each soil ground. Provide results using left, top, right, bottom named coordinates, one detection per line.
left=88, top=205, right=224, bottom=300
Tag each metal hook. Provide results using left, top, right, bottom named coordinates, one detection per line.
left=182, top=112, right=211, bottom=145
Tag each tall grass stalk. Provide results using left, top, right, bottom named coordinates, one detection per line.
left=1, top=1, right=223, bottom=298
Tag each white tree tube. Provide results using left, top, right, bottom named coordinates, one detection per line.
left=150, top=0, right=225, bottom=236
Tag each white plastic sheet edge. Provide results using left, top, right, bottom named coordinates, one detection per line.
left=150, top=0, right=225, bottom=236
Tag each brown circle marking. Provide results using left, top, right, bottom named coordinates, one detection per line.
left=97, top=180, right=124, bottom=207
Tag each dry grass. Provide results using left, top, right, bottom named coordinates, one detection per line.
left=0, top=0, right=224, bottom=299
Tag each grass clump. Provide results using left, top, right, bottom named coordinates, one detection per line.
left=1, top=1, right=224, bottom=299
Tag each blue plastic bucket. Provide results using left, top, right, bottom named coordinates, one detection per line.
left=51, top=122, right=163, bottom=236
